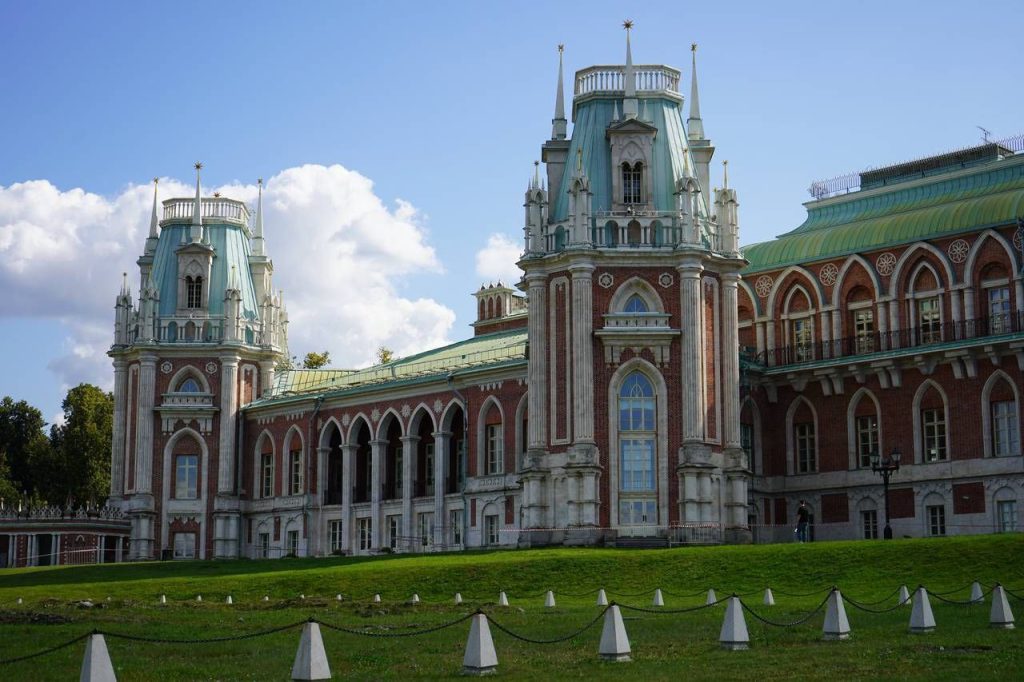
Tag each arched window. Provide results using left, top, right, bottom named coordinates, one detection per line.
left=622, top=162, right=642, bottom=204
left=623, top=294, right=649, bottom=314
left=177, top=377, right=201, bottom=393
left=186, top=276, right=203, bottom=309
left=618, top=372, right=656, bottom=526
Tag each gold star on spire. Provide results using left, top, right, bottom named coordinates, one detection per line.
left=194, top=162, right=203, bottom=171
left=557, top=43, right=564, bottom=53
left=691, top=42, right=697, bottom=53
left=622, top=19, right=633, bottom=30
left=257, top=178, right=263, bottom=186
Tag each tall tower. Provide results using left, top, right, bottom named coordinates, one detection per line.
left=518, top=26, right=749, bottom=544
left=109, top=166, right=288, bottom=560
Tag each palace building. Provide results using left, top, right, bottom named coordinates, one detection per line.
left=105, top=32, right=1023, bottom=561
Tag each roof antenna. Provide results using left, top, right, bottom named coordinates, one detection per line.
left=977, top=126, right=992, bottom=143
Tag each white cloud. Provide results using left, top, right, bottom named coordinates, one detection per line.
left=475, top=233, right=522, bottom=286
left=0, top=164, right=456, bottom=386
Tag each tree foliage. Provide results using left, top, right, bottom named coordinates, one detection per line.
left=0, top=396, right=49, bottom=499
left=376, top=346, right=395, bottom=364
left=302, top=351, right=331, bottom=369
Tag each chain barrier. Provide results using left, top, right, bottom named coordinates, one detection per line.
left=769, top=586, right=833, bottom=598
left=931, top=590, right=991, bottom=606
left=659, top=588, right=714, bottom=598
left=485, top=606, right=609, bottom=644
left=842, top=587, right=901, bottom=607
left=617, top=596, right=729, bottom=614
left=0, top=632, right=90, bottom=666
left=315, top=612, right=475, bottom=638
left=927, top=583, right=976, bottom=597
left=740, top=594, right=830, bottom=627
left=1002, top=587, right=1024, bottom=601
left=554, top=588, right=601, bottom=598
left=605, top=588, right=655, bottom=597
left=102, top=621, right=305, bottom=644
left=840, top=594, right=906, bottom=614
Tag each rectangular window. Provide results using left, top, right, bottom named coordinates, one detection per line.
left=992, top=400, right=1019, bottom=456
left=387, top=515, right=401, bottom=550
left=175, top=454, right=198, bottom=499
left=795, top=422, right=817, bottom=473
left=792, top=318, right=812, bottom=362
left=261, top=453, right=274, bottom=498
left=620, top=438, right=655, bottom=490
left=927, top=505, right=946, bottom=536
left=424, top=443, right=435, bottom=488
left=619, top=499, right=657, bottom=525
left=861, top=509, right=878, bottom=540
left=186, top=276, right=203, bottom=309
left=922, top=409, right=947, bottom=462
left=988, top=286, right=1011, bottom=334
left=918, top=297, right=941, bottom=344
left=853, top=308, right=875, bottom=354
left=740, top=423, right=754, bottom=473
left=997, top=500, right=1017, bottom=533
left=449, top=509, right=463, bottom=546
left=456, top=438, right=466, bottom=487
left=258, top=532, right=269, bottom=559
left=173, top=532, right=196, bottom=559
left=486, top=424, right=503, bottom=475
left=329, top=520, right=343, bottom=553
left=485, top=514, right=500, bottom=545
left=286, top=530, right=299, bottom=556
left=856, top=415, right=879, bottom=469
left=622, top=165, right=641, bottom=204
left=289, top=449, right=303, bottom=496
left=418, top=512, right=434, bottom=547
left=358, top=518, right=372, bottom=551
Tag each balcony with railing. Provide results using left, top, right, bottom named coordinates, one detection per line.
left=160, top=197, right=250, bottom=228
left=574, top=65, right=681, bottom=97
left=543, top=212, right=723, bottom=253
left=753, top=312, right=1024, bottom=369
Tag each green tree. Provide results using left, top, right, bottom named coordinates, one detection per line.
left=44, top=384, right=113, bottom=507
left=302, top=351, right=331, bottom=369
left=376, top=346, right=395, bottom=364
left=0, top=396, right=50, bottom=498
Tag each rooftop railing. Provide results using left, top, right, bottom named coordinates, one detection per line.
left=574, top=65, right=681, bottom=97
left=161, top=197, right=250, bottom=226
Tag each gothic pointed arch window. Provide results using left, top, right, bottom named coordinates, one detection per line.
left=618, top=371, right=656, bottom=526
left=177, top=377, right=201, bottom=393
left=622, top=162, right=643, bottom=204
left=623, top=294, right=649, bottom=314
left=186, top=276, right=203, bottom=309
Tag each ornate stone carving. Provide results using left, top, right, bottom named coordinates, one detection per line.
left=876, top=252, right=896, bottom=275
left=433, top=399, right=443, bottom=414
left=205, top=361, right=218, bottom=374
left=658, top=272, right=674, bottom=288
left=341, top=413, right=351, bottom=428
left=818, top=262, right=839, bottom=286
left=947, top=238, right=969, bottom=264
left=160, top=361, right=173, bottom=374
left=370, top=408, right=381, bottom=423
left=1014, top=226, right=1023, bottom=251
left=754, top=275, right=773, bottom=298
left=400, top=404, right=411, bottom=418
left=598, top=272, right=614, bottom=289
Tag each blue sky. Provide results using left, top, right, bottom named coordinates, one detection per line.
left=2, top=0, right=1022, bottom=423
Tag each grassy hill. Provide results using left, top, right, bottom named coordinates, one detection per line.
left=1, top=535, right=1022, bottom=679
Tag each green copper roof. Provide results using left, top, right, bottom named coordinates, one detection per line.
left=254, top=329, right=528, bottom=404
left=550, top=97, right=695, bottom=221
left=150, top=223, right=260, bottom=319
left=742, top=154, right=1024, bottom=273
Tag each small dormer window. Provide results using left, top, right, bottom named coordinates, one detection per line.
left=623, top=294, right=649, bottom=314
left=186, top=276, right=203, bottom=308
left=178, top=377, right=201, bottom=393
left=622, top=162, right=643, bottom=204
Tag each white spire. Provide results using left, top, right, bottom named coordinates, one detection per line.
left=252, top=177, right=266, bottom=257
left=612, top=100, right=620, bottom=122
left=622, top=20, right=638, bottom=119
left=190, top=162, right=203, bottom=242
left=687, top=43, right=705, bottom=141
left=532, top=160, right=540, bottom=190
left=552, top=44, right=567, bottom=140
left=723, top=160, right=729, bottom=189
left=148, top=178, right=159, bottom=239
left=120, top=272, right=129, bottom=296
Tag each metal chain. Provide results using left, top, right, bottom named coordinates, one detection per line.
left=928, top=583, right=976, bottom=597
left=606, top=588, right=655, bottom=597
left=930, top=592, right=989, bottom=606
left=840, top=594, right=906, bottom=614
left=485, top=607, right=608, bottom=644
left=617, top=596, right=728, bottom=614
left=315, top=612, right=475, bottom=638
left=659, top=588, right=713, bottom=598
left=842, top=587, right=901, bottom=607
left=769, top=586, right=832, bottom=598
left=555, top=589, right=601, bottom=598
left=0, top=632, right=90, bottom=666
left=102, top=621, right=305, bottom=644
left=1003, top=587, right=1024, bottom=601
left=740, top=594, right=829, bottom=627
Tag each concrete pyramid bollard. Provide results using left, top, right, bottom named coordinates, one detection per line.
left=498, top=591, right=509, bottom=607
left=719, top=596, right=750, bottom=651
left=652, top=589, right=664, bottom=607
left=263, top=596, right=270, bottom=602
left=909, top=587, right=936, bottom=633
left=823, top=589, right=851, bottom=640
left=159, top=595, right=167, bottom=605
left=462, top=613, right=498, bottom=675
left=598, top=605, right=631, bottom=662
left=455, top=593, right=463, bottom=605
left=989, top=585, right=1015, bottom=629
left=763, top=588, right=775, bottom=606
left=596, top=589, right=608, bottom=606
left=336, top=594, right=343, bottom=601
left=373, top=594, right=381, bottom=603
left=410, top=594, right=421, bottom=604
left=225, top=595, right=233, bottom=605
left=897, top=585, right=910, bottom=606
left=80, top=633, right=117, bottom=682
left=291, top=621, right=331, bottom=681
left=706, top=588, right=718, bottom=606
left=196, top=595, right=202, bottom=602
left=545, top=591, right=556, bottom=608
left=970, top=581, right=984, bottom=604
left=300, top=594, right=306, bottom=601
left=16, top=597, right=23, bottom=605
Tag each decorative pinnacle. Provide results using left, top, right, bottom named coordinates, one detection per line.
left=213, top=192, right=221, bottom=198
left=153, top=177, right=159, bottom=185
left=691, top=42, right=697, bottom=53
left=622, top=19, right=633, bottom=30
left=558, top=43, right=564, bottom=53
left=723, top=160, right=729, bottom=189
left=194, top=162, right=203, bottom=171
left=257, top=177, right=263, bottom=186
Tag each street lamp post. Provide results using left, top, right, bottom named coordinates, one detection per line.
left=870, top=447, right=902, bottom=539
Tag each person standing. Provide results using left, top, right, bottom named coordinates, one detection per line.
left=796, top=500, right=810, bottom=543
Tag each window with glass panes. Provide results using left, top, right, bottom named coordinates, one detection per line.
left=258, top=532, right=269, bottom=558
left=623, top=294, right=649, bottom=313
left=387, top=515, right=400, bottom=550
left=856, top=415, right=879, bottom=468
left=740, top=423, right=754, bottom=472
left=175, top=454, right=198, bottom=499
left=618, top=372, right=657, bottom=525
left=329, top=520, right=343, bottom=553
left=424, top=443, right=434, bottom=487
left=289, top=449, right=302, bottom=495
left=853, top=308, right=875, bottom=354
left=286, top=530, right=299, bottom=556
left=792, top=318, right=812, bottom=361
left=418, top=512, right=433, bottom=547
left=927, top=504, right=946, bottom=536
left=922, top=409, right=947, bottom=461
left=795, top=422, right=816, bottom=473
left=358, top=518, right=372, bottom=551
left=861, top=509, right=878, bottom=539
left=449, top=509, right=463, bottom=545
left=992, top=400, right=1019, bottom=456
left=997, top=500, right=1017, bottom=532
left=622, top=163, right=642, bottom=204
left=485, top=514, right=500, bottom=545
left=988, top=286, right=1011, bottom=333
left=918, top=297, right=941, bottom=343
left=485, top=424, right=503, bottom=475
left=173, top=532, right=196, bottom=559
left=185, top=276, right=203, bottom=308
left=261, top=453, right=274, bottom=498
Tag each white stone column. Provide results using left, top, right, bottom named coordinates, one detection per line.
left=877, top=300, right=889, bottom=351
left=525, top=273, right=548, bottom=451
left=678, top=260, right=705, bottom=443
left=340, top=444, right=356, bottom=553
left=963, top=287, right=975, bottom=321
left=370, top=439, right=385, bottom=550
left=134, top=354, right=157, bottom=493
left=819, top=309, right=831, bottom=359
left=889, top=300, right=901, bottom=349
left=569, top=264, right=595, bottom=444
left=110, top=359, right=128, bottom=498
left=721, top=273, right=741, bottom=449
left=258, top=360, right=276, bottom=400
left=432, top=431, right=450, bottom=547
left=698, top=473, right=713, bottom=524
left=755, top=320, right=766, bottom=356
left=400, top=435, right=417, bottom=549
left=218, top=355, right=239, bottom=493
left=1016, top=277, right=1024, bottom=314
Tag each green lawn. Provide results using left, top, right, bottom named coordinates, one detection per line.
left=1, top=535, right=1022, bottom=680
